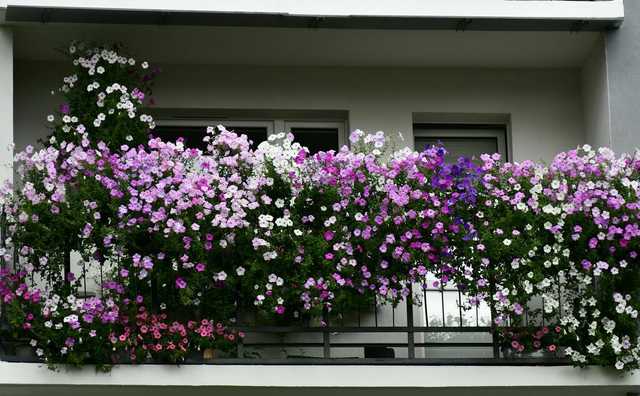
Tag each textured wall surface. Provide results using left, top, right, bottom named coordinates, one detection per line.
left=15, top=61, right=585, bottom=163
left=605, top=0, right=640, bottom=153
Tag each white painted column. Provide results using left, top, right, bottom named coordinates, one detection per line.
left=0, top=26, right=12, bottom=185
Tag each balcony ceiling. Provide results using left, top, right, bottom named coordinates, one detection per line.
left=13, top=23, right=600, bottom=68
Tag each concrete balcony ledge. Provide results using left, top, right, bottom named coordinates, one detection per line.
left=0, top=0, right=625, bottom=20
left=1, top=361, right=639, bottom=389
left=0, top=0, right=624, bottom=31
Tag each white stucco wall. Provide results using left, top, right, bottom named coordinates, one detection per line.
left=15, top=61, right=585, bottom=163
left=0, top=27, right=12, bottom=183
left=581, top=35, right=612, bottom=149
left=605, top=0, right=640, bottom=154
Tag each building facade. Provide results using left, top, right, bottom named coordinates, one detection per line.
left=1, top=1, right=640, bottom=395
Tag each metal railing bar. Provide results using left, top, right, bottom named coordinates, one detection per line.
left=557, top=279, right=563, bottom=319
left=440, top=287, right=446, bottom=326
left=239, top=342, right=495, bottom=348
left=173, top=357, right=571, bottom=366
left=235, top=326, right=492, bottom=333
left=322, top=306, right=331, bottom=358
left=392, top=304, right=396, bottom=327
left=374, top=300, right=378, bottom=327
left=423, top=288, right=429, bottom=327
left=458, top=289, right=463, bottom=327
left=406, top=293, right=415, bottom=358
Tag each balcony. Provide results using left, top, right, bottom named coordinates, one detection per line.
left=1, top=37, right=640, bottom=396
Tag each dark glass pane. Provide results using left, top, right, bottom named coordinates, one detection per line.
left=226, top=126, right=269, bottom=148
left=415, top=137, right=498, bottom=164
left=151, top=126, right=208, bottom=150
left=290, top=128, right=340, bottom=154
left=152, top=126, right=268, bottom=150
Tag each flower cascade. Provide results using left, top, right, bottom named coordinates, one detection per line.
left=449, top=146, right=640, bottom=371
left=0, top=43, right=638, bottom=373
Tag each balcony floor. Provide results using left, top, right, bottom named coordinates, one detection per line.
left=1, top=361, right=639, bottom=395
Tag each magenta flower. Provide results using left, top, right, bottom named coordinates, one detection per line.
left=175, top=277, right=187, bottom=289
left=323, top=230, right=334, bottom=241
left=294, top=149, right=307, bottom=165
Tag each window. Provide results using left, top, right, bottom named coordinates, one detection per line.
left=153, top=118, right=347, bottom=154
left=152, top=120, right=272, bottom=150
left=413, top=123, right=507, bottom=333
left=284, top=121, right=346, bottom=154
left=413, top=124, right=508, bottom=163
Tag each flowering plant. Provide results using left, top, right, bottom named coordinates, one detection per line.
left=0, top=43, right=639, bottom=374
left=448, top=147, right=640, bottom=371
left=48, top=41, right=158, bottom=151
left=500, top=325, right=563, bottom=356
left=0, top=269, right=127, bottom=367
left=243, top=130, right=481, bottom=318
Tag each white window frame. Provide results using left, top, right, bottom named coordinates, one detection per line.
left=154, top=119, right=275, bottom=135
left=284, top=120, right=348, bottom=149
left=413, top=124, right=509, bottom=161
left=155, top=118, right=348, bottom=150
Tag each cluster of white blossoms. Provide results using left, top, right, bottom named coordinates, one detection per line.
left=71, top=45, right=145, bottom=73
left=258, top=214, right=274, bottom=230
left=253, top=272, right=285, bottom=311
left=613, top=293, right=638, bottom=318
left=60, top=74, right=79, bottom=93
left=47, top=44, right=156, bottom=145
left=255, top=132, right=309, bottom=185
